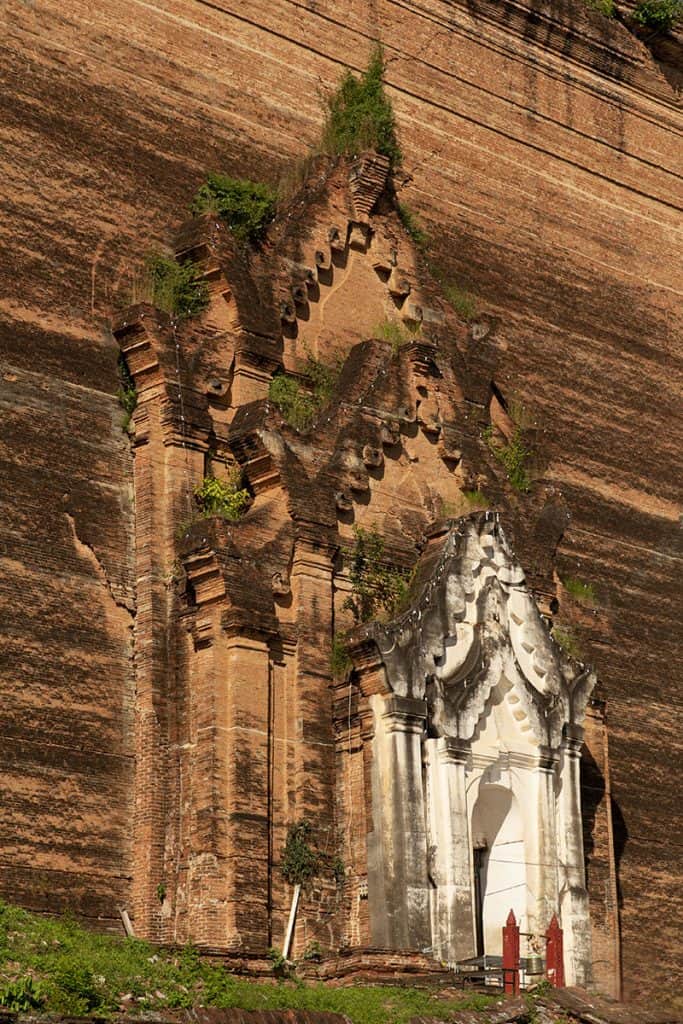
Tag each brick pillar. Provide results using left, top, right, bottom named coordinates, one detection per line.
left=288, top=536, right=336, bottom=954
left=423, top=736, right=476, bottom=962
left=220, top=630, right=272, bottom=949
left=583, top=699, right=622, bottom=998
left=367, top=693, right=431, bottom=950
left=129, top=393, right=204, bottom=939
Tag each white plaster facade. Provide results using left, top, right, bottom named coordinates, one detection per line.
left=357, top=514, right=596, bottom=986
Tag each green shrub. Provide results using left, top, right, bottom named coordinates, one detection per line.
left=52, top=961, right=103, bottom=1014
left=194, top=469, right=250, bottom=521
left=632, top=0, right=682, bottom=30
left=302, top=940, right=323, bottom=963
left=397, top=203, right=428, bottom=247
left=268, top=355, right=338, bottom=431
left=132, top=253, right=209, bottom=320
left=191, top=174, right=277, bottom=243
left=562, top=577, right=597, bottom=606
left=485, top=428, right=532, bottom=493
left=321, top=45, right=401, bottom=168
left=583, top=0, right=616, bottom=15
left=343, top=525, right=413, bottom=624
left=281, top=820, right=320, bottom=887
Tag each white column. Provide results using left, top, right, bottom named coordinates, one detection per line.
left=424, top=737, right=476, bottom=963
left=367, top=693, right=431, bottom=950
left=528, top=748, right=559, bottom=941
left=558, top=725, right=593, bottom=986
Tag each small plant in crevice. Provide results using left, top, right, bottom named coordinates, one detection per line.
left=130, top=253, right=209, bottom=321
left=632, top=0, right=682, bottom=31
left=425, top=260, right=480, bottom=324
left=301, top=940, right=324, bottom=963
left=373, top=318, right=421, bottom=355
left=396, top=203, right=429, bottom=248
left=194, top=469, right=251, bottom=521
left=268, top=354, right=339, bottom=432
left=343, top=525, right=413, bottom=624
left=117, top=351, right=137, bottom=428
left=321, top=44, right=402, bottom=169
left=562, top=577, right=598, bottom=607
left=332, top=857, right=346, bottom=886
left=484, top=427, right=532, bottom=493
left=156, top=882, right=166, bottom=903
left=190, top=174, right=277, bottom=243
left=330, top=632, right=352, bottom=679
left=438, top=490, right=488, bottom=519
left=552, top=626, right=583, bottom=660
left=266, top=946, right=291, bottom=978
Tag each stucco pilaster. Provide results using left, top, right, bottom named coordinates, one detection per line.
left=559, top=725, right=592, bottom=986
left=424, top=737, right=476, bottom=962
left=367, top=693, right=430, bottom=950
left=528, top=747, right=560, bottom=939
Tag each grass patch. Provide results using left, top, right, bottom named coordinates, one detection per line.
left=632, top=0, right=682, bottom=30
left=562, top=577, right=597, bottom=607
left=130, top=253, right=209, bottom=321
left=553, top=626, right=582, bottom=660
left=443, top=281, right=477, bottom=322
left=268, top=354, right=338, bottom=431
left=373, top=318, right=420, bottom=354
left=321, top=44, right=401, bottom=168
left=0, top=899, right=499, bottom=1021
left=462, top=489, right=488, bottom=508
left=583, top=0, right=616, bottom=15
left=194, top=469, right=251, bottom=521
left=190, top=174, right=277, bottom=243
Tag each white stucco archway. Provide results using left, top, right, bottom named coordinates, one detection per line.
left=471, top=784, right=526, bottom=955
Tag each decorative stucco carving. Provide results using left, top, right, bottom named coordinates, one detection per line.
left=355, top=513, right=596, bottom=749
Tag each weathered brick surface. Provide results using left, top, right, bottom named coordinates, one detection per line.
left=0, top=0, right=681, bottom=1003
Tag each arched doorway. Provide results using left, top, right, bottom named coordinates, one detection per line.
left=471, top=785, right=526, bottom=955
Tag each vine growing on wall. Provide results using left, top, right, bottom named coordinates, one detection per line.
left=280, top=821, right=346, bottom=891
left=116, top=352, right=137, bottom=430
left=343, top=525, right=413, bottom=624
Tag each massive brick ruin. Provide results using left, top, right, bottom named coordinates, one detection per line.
left=0, top=0, right=680, bottom=1008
